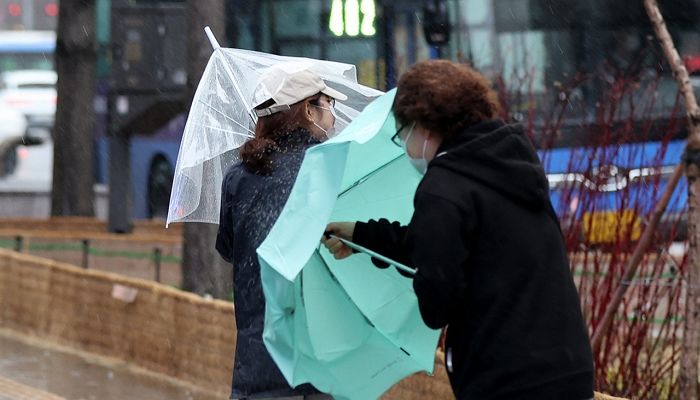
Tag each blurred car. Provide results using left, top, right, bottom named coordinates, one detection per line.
left=0, top=69, right=56, bottom=140
left=0, top=138, right=52, bottom=188
left=0, top=107, right=28, bottom=177
left=0, top=106, right=27, bottom=142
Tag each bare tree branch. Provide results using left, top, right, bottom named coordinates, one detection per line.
left=644, top=1, right=700, bottom=398
left=643, top=0, right=700, bottom=144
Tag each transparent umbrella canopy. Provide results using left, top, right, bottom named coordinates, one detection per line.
left=167, top=43, right=382, bottom=226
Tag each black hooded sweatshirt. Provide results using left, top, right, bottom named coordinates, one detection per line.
left=352, top=120, right=594, bottom=400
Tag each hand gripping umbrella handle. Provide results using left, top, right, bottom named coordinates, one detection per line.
left=330, top=235, right=417, bottom=276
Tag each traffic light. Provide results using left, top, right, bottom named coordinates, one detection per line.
left=34, top=0, right=59, bottom=30
left=1, top=1, right=24, bottom=30
left=0, top=0, right=58, bottom=30
left=422, top=0, right=450, bottom=46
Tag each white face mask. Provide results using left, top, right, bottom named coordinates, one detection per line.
left=312, top=104, right=338, bottom=139
left=402, top=124, right=429, bottom=175
left=312, top=121, right=337, bottom=138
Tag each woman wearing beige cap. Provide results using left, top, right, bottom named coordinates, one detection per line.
left=215, top=63, right=344, bottom=400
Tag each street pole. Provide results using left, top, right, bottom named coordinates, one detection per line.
left=107, top=107, right=132, bottom=233
left=377, top=0, right=396, bottom=90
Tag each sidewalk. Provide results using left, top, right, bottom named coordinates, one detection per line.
left=0, top=375, right=65, bottom=400
left=0, top=333, right=218, bottom=400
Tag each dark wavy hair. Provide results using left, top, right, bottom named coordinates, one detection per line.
left=240, top=94, right=322, bottom=175
left=392, top=60, right=501, bottom=140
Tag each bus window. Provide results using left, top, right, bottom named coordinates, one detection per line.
left=497, top=30, right=546, bottom=93
left=0, top=31, right=55, bottom=72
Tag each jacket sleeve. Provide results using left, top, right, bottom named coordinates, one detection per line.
left=407, top=192, right=472, bottom=329
left=215, top=176, right=234, bottom=263
left=352, top=218, right=412, bottom=276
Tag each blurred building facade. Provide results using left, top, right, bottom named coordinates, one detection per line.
left=226, top=0, right=700, bottom=121
left=3, top=0, right=699, bottom=220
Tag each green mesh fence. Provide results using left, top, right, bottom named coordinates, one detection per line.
left=0, top=237, right=679, bottom=324
left=0, top=238, right=181, bottom=263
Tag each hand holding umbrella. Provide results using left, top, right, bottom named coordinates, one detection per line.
left=322, top=222, right=355, bottom=259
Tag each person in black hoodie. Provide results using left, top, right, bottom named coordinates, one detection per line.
left=216, top=63, right=344, bottom=400
left=323, top=60, right=594, bottom=400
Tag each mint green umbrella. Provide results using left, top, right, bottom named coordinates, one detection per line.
left=257, top=90, right=441, bottom=400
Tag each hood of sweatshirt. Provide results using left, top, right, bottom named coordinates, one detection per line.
left=429, top=119, right=550, bottom=210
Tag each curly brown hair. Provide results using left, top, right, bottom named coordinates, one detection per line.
left=392, top=60, right=501, bottom=140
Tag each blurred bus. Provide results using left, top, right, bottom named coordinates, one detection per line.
left=0, top=28, right=181, bottom=219
left=478, top=0, right=699, bottom=244
left=0, top=30, right=54, bottom=71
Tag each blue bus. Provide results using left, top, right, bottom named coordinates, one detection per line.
left=94, top=111, right=183, bottom=219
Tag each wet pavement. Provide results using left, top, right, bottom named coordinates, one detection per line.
left=0, top=334, right=220, bottom=400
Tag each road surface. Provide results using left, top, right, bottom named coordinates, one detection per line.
left=0, top=332, right=219, bottom=400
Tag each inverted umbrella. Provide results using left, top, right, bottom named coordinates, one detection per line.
left=257, top=90, right=441, bottom=400
left=166, top=40, right=382, bottom=226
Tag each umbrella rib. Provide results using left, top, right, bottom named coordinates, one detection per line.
left=315, top=247, right=427, bottom=363
left=196, top=98, right=255, bottom=135
left=192, top=122, right=254, bottom=138
left=313, top=247, right=377, bottom=328
left=214, top=50, right=258, bottom=124
left=338, top=154, right=404, bottom=198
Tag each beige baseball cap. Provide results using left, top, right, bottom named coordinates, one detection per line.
left=252, top=61, right=348, bottom=117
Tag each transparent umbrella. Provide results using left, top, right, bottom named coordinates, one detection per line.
left=166, top=33, right=382, bottom=226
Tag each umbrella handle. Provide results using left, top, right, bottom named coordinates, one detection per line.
left=332, top=236, right=417, bottom=276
